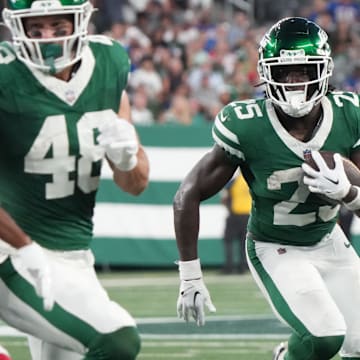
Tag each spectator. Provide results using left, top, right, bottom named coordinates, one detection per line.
left=131, top=88, right=155, bottom=125
left=344, top=62, right=360, bottom=92
left=330, top=19, right=360, bottom=87
left=87, top=0, right=360, bottom=128
left=307, top=0, right=330, bottom=22
left=159, top=94, right=192, bottom=125
left=129, top=55, right=163, bottom=101
left=327, top=0, right=360, bottom=24
left=227, top=11, right=249, bottom=50
left=189, top=98, right=208, bottom=126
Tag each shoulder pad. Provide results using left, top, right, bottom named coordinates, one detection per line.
left=87, top=35, right=130, bottom=70
left=0, top=42, right=20, bottom=85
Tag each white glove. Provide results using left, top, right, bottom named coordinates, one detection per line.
left=97, top=116, right=139, bottom=171
left=17, top=242, right=54, bottom=311
left=177, top=259, right=216, bottom=326
left=302, top=151, right=351, bottom=201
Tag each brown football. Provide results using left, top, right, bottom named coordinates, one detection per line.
left=303, top=150, right=360, bottom=204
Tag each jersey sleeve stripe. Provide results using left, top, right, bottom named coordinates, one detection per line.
left=212, top=130, right=245, bottom=160
left=353, top=138, right=360, bottom=148
left=214, top=115, right=240, bottom=144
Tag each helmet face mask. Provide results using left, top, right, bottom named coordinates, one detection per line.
left=2, top=0, right=94, bottom=74
left=258, top=17, right=334, bottom=118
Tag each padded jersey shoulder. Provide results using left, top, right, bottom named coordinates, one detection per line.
left=212, top=98, right=268, bottom=158
left=87, top=35, right=130, bottom=75
left=0, top=42, right=23, bottom=87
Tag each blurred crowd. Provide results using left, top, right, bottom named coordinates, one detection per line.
left=2, top=0, right=360, bottom=126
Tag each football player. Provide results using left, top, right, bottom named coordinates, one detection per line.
left=0, top=0, right=149, bottom=359
left=174, top=17, right=360, bottom=360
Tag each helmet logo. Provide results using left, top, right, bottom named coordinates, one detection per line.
left=279, top=49, right=306, bottom=63
left=31, top=1, right=63, bottom=10
left=259, top=34, right=270, bottom=49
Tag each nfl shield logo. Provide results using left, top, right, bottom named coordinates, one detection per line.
left=303, top=149, right=312, bottom=161
left=65, top=90, right=76, bottom=103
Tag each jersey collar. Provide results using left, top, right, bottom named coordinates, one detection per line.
left=266, top=97, right=333, bottom=159
left=26, top=45, right=95, bottom=106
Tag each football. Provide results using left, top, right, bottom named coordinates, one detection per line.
left=303, top=150, right=360, bottom=204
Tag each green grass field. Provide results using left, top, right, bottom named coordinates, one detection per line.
left=0, top=270, right=341, bottom=359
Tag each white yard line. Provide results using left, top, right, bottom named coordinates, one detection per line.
left=135, top=314, right=275, bottom=323
left=141, top=334, right=287, bottom=340
left=99, top=275, right=251, bottom=287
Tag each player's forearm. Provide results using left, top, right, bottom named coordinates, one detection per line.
left=0, top=208, right=32, bottom=249
left=173, top=190, right=200, bottom=261
left=112, top=146, right=149, bottom=195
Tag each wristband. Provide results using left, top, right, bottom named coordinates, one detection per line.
left=344, top=186, right=360, bottom=211
left=178, top=258, right=202, bottom=280
left=17, top=241, right=37, bottom=256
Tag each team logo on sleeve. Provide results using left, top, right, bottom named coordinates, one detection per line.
left=219, top=111, right=228, bottom=123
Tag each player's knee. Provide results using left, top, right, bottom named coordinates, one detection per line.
left=87, top=326, right=141, bottom=360
left=306, top=334, right=344, bottom=359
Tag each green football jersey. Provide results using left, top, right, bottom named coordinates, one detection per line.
left=213, top=93, right=360, bottom=246
left=0, top=36, right=130, bottom=250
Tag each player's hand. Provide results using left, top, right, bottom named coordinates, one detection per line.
left=177, top=259, right=216, bottom=326
left=177, top=278, right=216, bottom=326
left=97, top=115, right=139, bottom=171
left=17, top=242, right=54, bottom=311
left=302, top=151, right=351, bottom=201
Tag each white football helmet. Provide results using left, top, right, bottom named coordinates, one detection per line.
left=2, top=0, right=94, bottom=74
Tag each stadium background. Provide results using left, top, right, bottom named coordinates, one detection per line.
left=92, top=123, right=227, bottom=267
left=83, top=0, right=360, bottom=268
left=0, top=0, right=358, bottom=268
left=92, top=122, right=360, bottom=268
left=0, top=1, right=357, bottom=359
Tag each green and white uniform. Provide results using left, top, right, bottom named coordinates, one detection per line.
left=213, top=93, right=360, bottom=246
left=213, top=93, right=360, bottom=358
left=0, top=36, right=129, bottom=250
left=0, top=36, right=137, bottom=359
